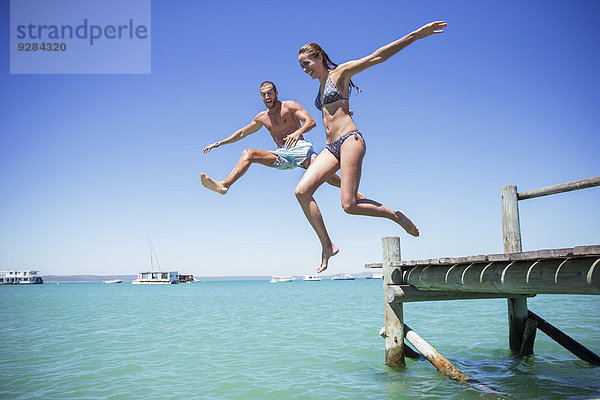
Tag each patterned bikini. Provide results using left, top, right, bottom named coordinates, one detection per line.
left=315, top=73, right=362, bottom=160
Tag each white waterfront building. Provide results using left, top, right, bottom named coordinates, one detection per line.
left=0, top=270, right=44, bottom=285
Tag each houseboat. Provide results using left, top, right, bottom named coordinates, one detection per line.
left=132, top=237, right=178, bottom=284
left=132, top=271, right=179, bottom=285
left=0, top=270, right=43, bottom=285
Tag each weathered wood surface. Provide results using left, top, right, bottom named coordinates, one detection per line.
left=383, top=237, right=404, bottom=368
left=500, top=184, right=528, bottom=354
left=387, top=285, right=534, bottom=303
left=507, top=296, right=528, bottom=352
left=529, top=311, right=600, bottom=365
left=379, top=326, right=421, bottom=359
left=404, top=324, right=470, bottom=382
left=520, top=317, right=538, bottom=355
left=397, top=257, right=600, bottom=295
left=365, top=246, right=600, bottom=268
left=518, top=176, right=600, bottom=200
left=501, top=185, right=522, bottom=254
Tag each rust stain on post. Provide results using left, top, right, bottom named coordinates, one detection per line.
left=404, top=324, right=470, bottom=382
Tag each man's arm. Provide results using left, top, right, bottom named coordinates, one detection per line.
left=202, top=116, right=264, bottom=153
left=283, top=102, right=316, bottom=148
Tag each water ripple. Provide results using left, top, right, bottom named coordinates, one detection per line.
left=0, top=282, right=598, bottom=399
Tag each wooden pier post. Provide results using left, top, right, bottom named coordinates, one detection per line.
left=404, top=324, right=470, bottom=381
left=383, top=237, right=404, bottom=367
left=528, top=311, right=600, bottom=365
left=500, top=185, right=530, bottom=353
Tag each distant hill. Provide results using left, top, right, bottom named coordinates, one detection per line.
left=42, top=271, right=375, bottom=282
left=43, top=275, right=136, bottom=282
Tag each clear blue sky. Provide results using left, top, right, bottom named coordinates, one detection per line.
left=1, top=0, right=599, bottom=276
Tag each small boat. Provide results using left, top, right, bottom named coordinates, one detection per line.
left=331, top=274, right=355, bottom=281
left=178, top=274, right=195, bottom=283
left=303, top=275, right=322, bottom=281
left=270, top=275, right=294, bottom=283
left=103, top=279, right=123, bottom=284
left=365, top=273, right=383, bottom=279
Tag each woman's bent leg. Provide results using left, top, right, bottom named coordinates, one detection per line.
left=295, top=150, right=340, bottom=272
left=339, top=137, right=419, bottom=237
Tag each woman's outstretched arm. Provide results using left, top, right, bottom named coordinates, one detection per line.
left=337, top=21, right=447, bottom=79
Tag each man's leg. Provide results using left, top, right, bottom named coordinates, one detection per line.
left=200, top=149, right=278, bottom=194
left=303, top=155, right=366, bottom=199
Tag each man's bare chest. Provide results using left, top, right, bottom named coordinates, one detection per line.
left=263, top=113, right=298, bottom=134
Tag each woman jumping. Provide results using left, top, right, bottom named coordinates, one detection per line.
left=295, top=21, right=447, bottom=273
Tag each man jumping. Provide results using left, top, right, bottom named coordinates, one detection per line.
left=200, top=81, right=361, bottom=197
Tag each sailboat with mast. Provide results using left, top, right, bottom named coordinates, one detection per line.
left=132, top=237, right=179, bottom=285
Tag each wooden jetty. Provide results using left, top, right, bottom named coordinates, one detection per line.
left=368, top=176, right=600, bottom=380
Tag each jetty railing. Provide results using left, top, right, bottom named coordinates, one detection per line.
left=368, top=176, right=600, bottom=380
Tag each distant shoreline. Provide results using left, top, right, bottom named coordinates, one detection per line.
left=42, top=272, right=373, bottom=282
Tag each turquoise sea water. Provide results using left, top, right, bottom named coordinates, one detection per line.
left=0, top=280, right=599, bottom=399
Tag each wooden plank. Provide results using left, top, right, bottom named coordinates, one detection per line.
left=518, top=176, right=600, bottom=200
left=464, top=255, right=489, bottom=263
left=383, top=237, right=404, bottom=368
left=387, top=285, right=534, bottom=303
left=529, top=311, right=600, bottom=365
left=510, top=248, right=573, bottom=260
left=404, top=324, right=470, bottom=381
left=573, top=245, right=600, bottom=256
left=378, top=247, right=600, bottom=270
left=488, top=253, right=511, bottom=262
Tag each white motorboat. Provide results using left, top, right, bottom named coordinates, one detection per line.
left=103, top=279, right=123, bottom=284
left=303, top=275, right=322, bottom=281
left=365, top=273, right=383, bottom=279
left=331, top=274, right=355, bottom=281
left=270, top=275, right=294, bottom=283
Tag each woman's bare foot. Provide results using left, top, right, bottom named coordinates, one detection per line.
left=200, top=173, right=228, bottom=194
left=316, top=244, right=339, bottom=273
left=394, top=210, right=419, bottom=237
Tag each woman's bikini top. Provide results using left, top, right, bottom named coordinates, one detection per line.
left=315, top=73, right=348, bottom=111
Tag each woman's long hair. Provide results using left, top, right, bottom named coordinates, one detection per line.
left=299, top=43, right=360, bottom=93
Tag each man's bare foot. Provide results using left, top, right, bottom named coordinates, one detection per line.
left=357, top=192, right=366, bottom=200
left=394, top=210, right=419, bottom=237
left=200, top=173, right=228, bottom=195
left=316, top=244, right=339, bottom=273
